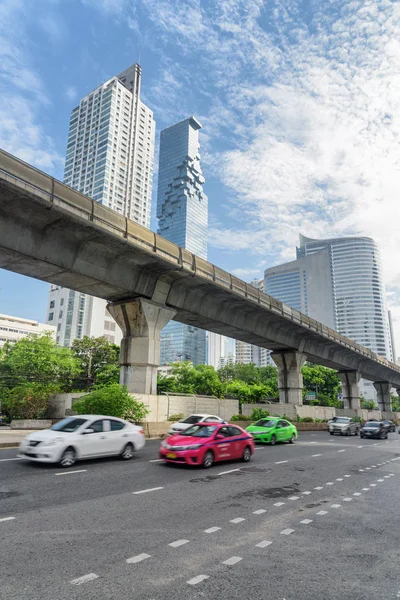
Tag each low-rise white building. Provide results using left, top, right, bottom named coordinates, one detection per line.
left=0, top=314, right=56, bottom=347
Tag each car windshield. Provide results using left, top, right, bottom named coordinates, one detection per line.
left=180, top=425, right=218, bottom=437
left=181, top=415, right=203, bottom=424
left=254, top=419, right=276, bottom=428
left=51, top=418, right=88, bottom=432
left=365, top=422, right=380, bottom=428
left=335, top=418, right=350, bottom=423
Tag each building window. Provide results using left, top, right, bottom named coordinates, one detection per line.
left=48, top=313, right=54, bottom=321
left=50, top=301, right=55, bottom=309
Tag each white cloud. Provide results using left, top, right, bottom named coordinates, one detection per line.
left=65, top=86, right=78, bottom=102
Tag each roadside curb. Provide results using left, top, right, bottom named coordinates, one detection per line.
left=0, top=442, right=19, bottom=448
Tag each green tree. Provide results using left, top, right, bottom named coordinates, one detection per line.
left=302, top=364, right=341, bottom=407
left=73, top=383, right=149, bottom=422
left=2, top=383, right=58, bottom=420
left=71, top=336, right=119, bottom=390
left=218, top=363, right=261, bottom=384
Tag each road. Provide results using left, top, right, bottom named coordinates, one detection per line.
left=1, top=431, right=400, bottom=600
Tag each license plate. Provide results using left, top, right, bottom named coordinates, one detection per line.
left=166, top=452, right=177, bottom=459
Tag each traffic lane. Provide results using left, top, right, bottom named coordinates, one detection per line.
left=1, top=449, right=398, bottom=599
left=1, top=432, right=399, bottom=517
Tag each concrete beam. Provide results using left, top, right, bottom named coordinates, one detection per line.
left=271, top=351, right=307, bottom=405
left=107, top=299, right=176, bottom=395
left=338, top=371, right=361, bottom=410
left=373, top=381, right=392, bottom=413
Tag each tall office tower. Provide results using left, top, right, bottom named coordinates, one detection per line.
left=208, top=333, right=236, bottom=370
left=47, top=64, right=156, bottom=346
left=157, top=117, right=208, bottom=365
left=264, top=234, right=393, bottom=398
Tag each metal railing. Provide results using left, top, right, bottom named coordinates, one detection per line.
left=1, top=148, right=399, bottom=376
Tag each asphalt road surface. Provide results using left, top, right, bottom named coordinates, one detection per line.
left=1, top=431, right=400, bottom=600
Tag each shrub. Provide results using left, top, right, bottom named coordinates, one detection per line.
left=2, top=383, right=57, bottom=420
left=250, top=407, right=270, bottom=420
left=352, top=415, right=362, bottom=423
left=73, top=383, right=149, bottom=422
left=168, top=413, right=184, bottom=422
left=230, top=414, right=252, bottom=421
left=299, top=416, right=314, bottom=423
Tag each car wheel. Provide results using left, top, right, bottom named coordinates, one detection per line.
left=329, top=431, right=334, bottom=435
left=203, top=450, right=214, bottom=468
left=270, top=434, right=277, bottom=446
left=121, top=442, right=134, bottom=460
left=289, top=434, right=295, bottom=444
left=355, top=428, right=359, bottom=436
left=60, top=447, right=76, bottom=468
left=242, top=446, right=251, bottom=462
left=360, top=434, right=364, bottom=438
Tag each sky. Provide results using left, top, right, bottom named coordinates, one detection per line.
left=1, top=0, right=400, bottom=354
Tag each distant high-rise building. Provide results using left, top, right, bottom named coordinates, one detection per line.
left=264, top=234, right=393, bottom=399
left=235, top=278, right=272, bottom=367
left=157, top=117, right=208, bottom=365
left=47, top=64, right=156, bottom=346
left=208, top=333, right=236, bottom=370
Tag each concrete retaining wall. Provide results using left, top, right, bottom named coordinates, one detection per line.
left=48, top=393, right=87, bottom=418
left=128, top=394, right=239, bottom=422
left=10, top=419, right=52, bottom=430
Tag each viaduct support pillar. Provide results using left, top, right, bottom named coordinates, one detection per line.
left=373, top=381, right=392, bottom=414
left=271, top=351, right=307, bottom=405
left=107, top=299, right=176, bottom=395
left=337, top=371, right=361, bottom=410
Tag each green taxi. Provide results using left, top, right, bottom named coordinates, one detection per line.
left=246, top=417, right=297, bottom=445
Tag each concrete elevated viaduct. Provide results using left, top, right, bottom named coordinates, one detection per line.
left=1, top=149, right=399, bottom=411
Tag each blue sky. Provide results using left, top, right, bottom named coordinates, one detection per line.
left=1, top=0, right=400, bottom=352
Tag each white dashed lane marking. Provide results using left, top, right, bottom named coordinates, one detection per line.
left=274, top=502, right=285, bottom=507
left=330, top=504, right=341, bottom=509
left=70, top=573, right=99, bottom=586
left=0, top=517, right=15, bottom=523
left=0, top=457, right=22, bottom=462
left=188, top=575, right=209, bottom=585
left=344, top=475, right=351, bottom=478
left=302, top=491, right=312, bottom=495
left=336, top=478, right=343, bottom=481
left=377, top=479, right=384, bottom=482
left=204, top=527, right=221, bottom=534
left=219, top=469, right=241, bottom=476
left=362, top=488, right=370, bottom=491
left=223, top=556, right=243, bottom=565
left=314, top=486, right=323, bottom=490
left=288, top=496, right=299, bottom=501
left=317, top=511, right=328, bottom=515
left=126, top=553, right=151, bottom=564
left=338, top=450, right=346, bottom=453
left=55, top=469, right=87, bottom=476
left=256, top=540, right=273, bottom=548
left=275, top=461, right=288, bottom=465
left=253, top=509, right=267, bottom=515
left=312, top=454, right=322, bottom=457
left=149, top=459, right=164, bottom=463
left=370, top=484, right=377, bottom=487
left=280, top=529, right=295, bottom=535
left=343, top=498, right=352, bottom=502
left=353, top=492, right=361, bottom=496
left=326, top=482, right=334, bottom=486
left=300, top=519, right=313, bottom=525
left=133, top=487, right=164, bottom=495
left=230, top=518, right=245, bottom=524
left=169, top=540, right=189, bottom=548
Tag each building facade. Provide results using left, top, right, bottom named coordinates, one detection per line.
left=157, top=117, right=208, bottom=365
left=47, top=64, right=156, bottom=346
left=0, top=314, right=56, bottom=348
left=208, top=333, right=236, bottom=370
left=264, top=234, right=394, bottom=399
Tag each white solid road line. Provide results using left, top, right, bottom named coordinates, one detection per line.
left=300, top=519, right=313, bottom=525
left=133, top=487, right=164, bottom=495
left=0, top=517, right=15, bottom=523
left=70, top=573, right=99, bottom=586
left=280, top=528, right=295, bottom=535
left=218, top=469, right=240, bottom=475
left=317, top=510, right=328, bottom=515
left=0, top=457, right=22, bottom=462
left=204, top=527, right=221, bottom=533
left=188, top=575, right=209, bottom=585
left=253, top=509, right=267, bottom=515
left=275, top=460, right=288, bottom=464
left=223, top=556, right=243, bottom=565
left=169, top=539, right=189, bottom=548
left=126, top=553, right=151, bottom=564
left=55, top=469, right=87, bottom=476
left=256, top=540, right=273, bottom=548
left=230, top=517, right=245, bottom=524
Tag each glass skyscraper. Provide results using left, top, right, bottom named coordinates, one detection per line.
left=157, top=117, right=208, bottom=365
left=46, top=64, right=156, bottom=346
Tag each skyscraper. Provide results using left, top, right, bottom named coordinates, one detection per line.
left=157, top=117, right=208, bottom=365
left=46, top=64, right=156, bottom=346
left=264, top=234, right=394, bottom=398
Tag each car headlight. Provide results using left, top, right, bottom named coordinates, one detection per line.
left=161, top=441, right=171, bottom=449
left=181, top=444, right=202, bottom=450
left=41, top=438, right=64, bottom=447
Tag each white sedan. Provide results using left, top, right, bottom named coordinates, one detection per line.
left=18, top=415, right=145, bottom=467
left=168, top=413, right=225, bottom=435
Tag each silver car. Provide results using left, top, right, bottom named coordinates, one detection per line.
left=329, top=417, right=359, bottom=436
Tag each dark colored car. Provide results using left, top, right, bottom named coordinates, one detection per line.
left=360, top=421, right=389, bottom=439
left=381, top=420, right=395, bottom=433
